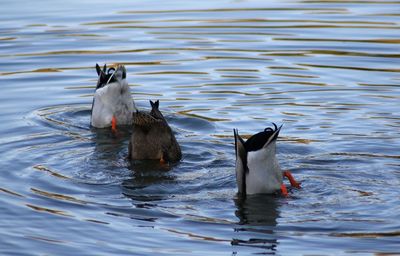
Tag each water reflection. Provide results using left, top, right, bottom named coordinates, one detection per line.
left=91, top=127, right=131, bottom=160
left=232, top=195, right=280, bottom=253
left=234, top=195, right=280, bottom=226
left=121, top=167, right=176, bottom=202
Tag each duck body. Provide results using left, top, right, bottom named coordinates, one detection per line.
left=91, top=64, right=136, bottom=128
left=234, top=124, right=289, bottom=195
left=128, top=100, right=181, bottom=163
left=245, top=140, right=283, bottom=194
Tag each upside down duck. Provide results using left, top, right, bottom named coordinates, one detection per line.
left=234, top=124, right=301, bottom=196
left=128, top=100, right=182, bottom=164
left=91, top=64, right=136, bottom=131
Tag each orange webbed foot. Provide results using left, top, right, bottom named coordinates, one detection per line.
left=283, top=170, right=301, bottom=189
left=281, top=184, right=289, bottom=197
left=111, top=116, right=117, bottom=133
left=159, top=156, right=170, bottom=169
left=160, top=156, right=166, bottom=165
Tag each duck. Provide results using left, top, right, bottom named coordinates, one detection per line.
left=128, top=100, right=182, bottom=163
left=233, top=123, right=301, bottom=196
left=91, top=64, right=136, bottom=131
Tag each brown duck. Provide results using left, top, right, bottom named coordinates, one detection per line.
left=128, top=100, right=182, bottom=163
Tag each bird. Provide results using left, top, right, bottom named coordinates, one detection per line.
left=128, top=100, right=182, bottom=164
left=91, top=64, right=136, bottom=131
left=233, top=123, right=301, bottom=196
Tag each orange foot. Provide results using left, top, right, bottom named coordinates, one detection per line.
left=283, top=170, right=301, bottom=189
left=160, top=156, right=169, bottom=169
left=160, top=156, right=166, bottom=165
left=281, top=183, right=288, bottom=197
left=111, top=116, right=117, bottom=133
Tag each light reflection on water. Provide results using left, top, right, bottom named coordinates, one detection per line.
left=0, top=0, right=400, bottom=255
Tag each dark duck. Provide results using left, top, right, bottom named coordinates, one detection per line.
left=128, top=100, right=181, bottom=164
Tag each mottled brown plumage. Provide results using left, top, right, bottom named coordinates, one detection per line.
left=128, top=100, right=182, bottom=163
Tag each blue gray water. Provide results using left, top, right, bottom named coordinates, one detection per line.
left=1, top=0, right=399, bottom=255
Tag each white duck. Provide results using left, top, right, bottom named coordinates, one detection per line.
left=91, top=64, right=136, bottom=130
left=234, top=123, right=301, bottom=196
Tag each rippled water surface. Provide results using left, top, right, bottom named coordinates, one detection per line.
left=1, top=0, right=400, bottom=255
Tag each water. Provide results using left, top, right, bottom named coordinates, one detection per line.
left=1, top=0, right=400, bottom=255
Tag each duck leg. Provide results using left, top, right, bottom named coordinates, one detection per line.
left=160, top=155, right=166, bottom=164
left=280, top=184, right=288, bottom=197
left=111, top=116, right=117, bottom=133
left=283, top=171, right=301, bottom=189
left=159, top=154, right=170, bottom=169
